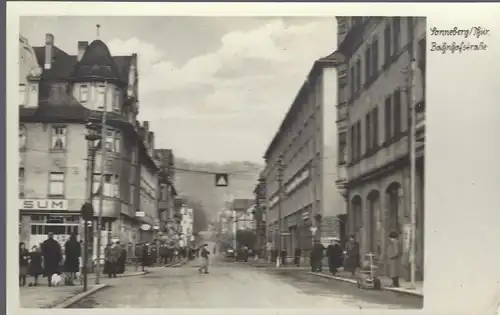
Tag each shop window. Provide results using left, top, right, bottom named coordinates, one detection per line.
left=51, top=126, right=67, bottom=150
left=49, top=172, right=65, bottom=196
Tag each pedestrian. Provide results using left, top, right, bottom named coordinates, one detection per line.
left=294, top=247, right=302, bottom=267
left=327, top=238, right=343, bottom=275
left=280, top=249, right=287, bottom=266
left=103, top=244, right=111, bottom=275
left=344, top=234, right=360, bottom=276
left=28, top=245, right=43, bottom=286
left=63, top=233, right=81, bottom=285
left=159, top=244, right=167, bottom=265
left=387, top=231, right=401, bottom=287
left=311, top=241, right=325, bottom=272
left=198, top=244, right=210, bottom=274
left=19, top=242, right=30, bottom=287
left=41, top=232, right=62, bottom=287
left=141, top=243, right=148, bottom=271
left=105, top=241, right=121, bottom=278
left=117, top=243, right=127, bottom=274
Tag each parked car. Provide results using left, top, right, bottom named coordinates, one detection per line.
left=235, top=248, right=249, bottom=262
left=226, top=248, right=235, bottom=258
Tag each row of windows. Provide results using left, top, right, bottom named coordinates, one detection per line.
left=19, top=170, right=120, bottom=198
left=19, top=125, right=121, bottom=153
left=78, top=84, right=121, bottom=112
left=349, top=89, right=403, bottom=162
left=349, top=18, right=402, bottom=100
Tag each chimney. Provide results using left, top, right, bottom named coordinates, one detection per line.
left=148, top=132, right=155, bottom=151
left=44, top=33, right=54, bottom=70
left=143, top=121, right=149, bottom=133
left=77, top=41, right=88, bottom=62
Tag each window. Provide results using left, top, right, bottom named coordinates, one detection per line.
left=113, top=88, right=121, bottom=112
left=392, top=18, right=401, bottom=55
left=19, top=84, right=26, bottom=106
left=384, top=96, right=392, bottom=142
left=384, top=25, right=391, bottom=65
left=365, top=113, right=372, bottom=153
left=371, top=37, right=379, bottom=77
left=104, top=129, right=121, bottom=153
left=372, top=107, right=379, bottom=148
left=364, top=46, right=371, bottom=84
left=49, top=172, right=65, bottom=196
left=19, top=125, right=27, bottom=150
left=51, top=126, right=67, bottom=150
left=114, top=175, right=120, bottom=198
left=349, top=125, right=355, bottom=162
left=393, top=90, right=402, bottom=135
left=356, top=121, right=361, bottom=160
left=97, top=84, right=106, bottom=110
left=19, top=167, right=25, bottom=197
left=355, top=59, right=361, bottom=92
left=349, top=66, right=355, bottom=98
left=79, top=85, right=89, bottom=103
left=93, top=173, right=115, bottom=197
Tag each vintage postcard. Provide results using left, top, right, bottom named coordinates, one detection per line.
left=5, top=2, right=500, bottom=315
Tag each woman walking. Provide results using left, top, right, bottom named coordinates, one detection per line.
left=63, top=233, right=81, bottom=285
left=19, top=242, right=30, bottom=287
left=28, top=245, right=43, bottom=286
left=344, top=235, right=360, bottom=276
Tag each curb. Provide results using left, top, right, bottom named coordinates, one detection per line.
left=308, top=272, right=424, bottom=298
left=170, top=260, right=188, bottom=267
left=52, top=284, right=109, bottom=309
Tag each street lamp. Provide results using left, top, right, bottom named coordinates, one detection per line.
left=83, top=118, right=102, bottom=291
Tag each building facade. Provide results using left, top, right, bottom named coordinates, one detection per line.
left=179, top=206, right=193, bottom=247
left=335, top=17, right=426, bottom=280
left=155, top=149, right=178, bottom=246
left=263, top=54, right=347, bottom=256
left=18, top=33, right=161, bottom=258
left=236, top=204, right=255, bottom=231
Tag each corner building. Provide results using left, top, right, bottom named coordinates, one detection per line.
left=18, top=33, right=160, bottom=258
left=335, top=17, right=426, bottom=280
left=264, top=54, right=347, bottom=259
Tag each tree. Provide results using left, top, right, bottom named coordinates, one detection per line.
left=236, top=230, right=257, bottom=248
left=186, top=200, right=208, bottom=234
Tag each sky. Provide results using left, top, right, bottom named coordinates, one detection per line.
left=20, top=16, right=337, bottom=163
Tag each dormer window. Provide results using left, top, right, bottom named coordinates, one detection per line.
left=19, top=84, right=26, bottom=106
left=79, top=85, right=89, bottom=103
left=97, top=84, right=106, bottom=110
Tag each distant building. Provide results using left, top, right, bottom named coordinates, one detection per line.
left=263, top=52, right=346, bottom=255
left=18, top=33, right=160, bottom=258
left=155, top=149, right=178, bottom=243
left=179, top=206, right=193, bottom=247
left=335, top=17, right=426, bottom=280
left=236, top=204, right=255, bottom=231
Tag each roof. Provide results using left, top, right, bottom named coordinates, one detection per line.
left=33, top=43, right=132, bottom=84
left=263, top=51, right=345, bottom=159
left=71, top=40, right=122, bottom=83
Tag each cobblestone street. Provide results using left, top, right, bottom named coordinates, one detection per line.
left=69, top=258, right=422, bottom=309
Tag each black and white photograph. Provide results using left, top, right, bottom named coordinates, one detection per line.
left=15, top=15, right=425, bottom=309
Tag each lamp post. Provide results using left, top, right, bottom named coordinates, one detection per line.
left=83, top=119, right=102, bottom=291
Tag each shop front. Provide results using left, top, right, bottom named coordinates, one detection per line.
left=19, top=199, right=80, bottom=249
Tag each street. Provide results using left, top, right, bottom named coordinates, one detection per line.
left=69, top=257, right=422, bottom=309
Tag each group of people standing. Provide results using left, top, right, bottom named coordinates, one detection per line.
left=306, top=232, right=402, bottom=288
left=103, top=241, right=127, bottom=278
left=19, top=232, right=81, bottom=287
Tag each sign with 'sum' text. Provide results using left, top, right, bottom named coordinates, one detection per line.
left=20, top=199, right=68, bottom=211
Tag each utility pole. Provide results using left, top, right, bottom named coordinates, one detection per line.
left=409, top=17, right=418, bottom=290
left=95, top=81, right=108, bottom=285
left=276, top=155, right=284, bottom=268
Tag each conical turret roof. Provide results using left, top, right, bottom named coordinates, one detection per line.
left=71, top=39, right=122, bottom=83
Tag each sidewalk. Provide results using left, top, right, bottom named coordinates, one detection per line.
left=310, top=270, right=424, bottom=297
left=241, top=257, right=423, bottom=297
left=20, top=268, right=146, bottom=308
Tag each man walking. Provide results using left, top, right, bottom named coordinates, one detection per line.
left=198, top=244, right=210, bottom=274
